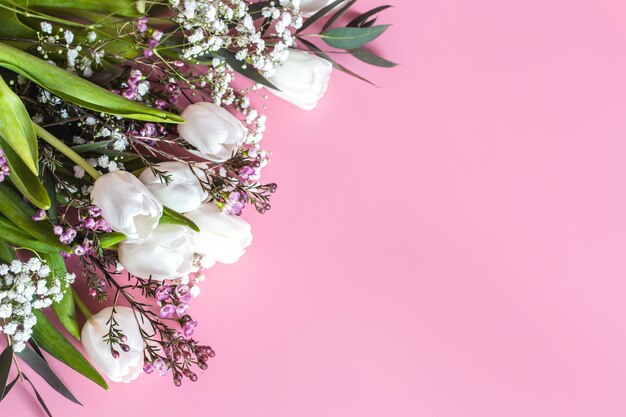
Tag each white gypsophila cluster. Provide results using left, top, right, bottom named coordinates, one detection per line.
left=0, top=258, right=76, bottom=352
left=171, top=0, right=302, bottom=76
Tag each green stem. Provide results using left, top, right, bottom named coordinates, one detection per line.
left=33, top=123, right=101, bottom=180
left=72, top=288, right=93, bottom=319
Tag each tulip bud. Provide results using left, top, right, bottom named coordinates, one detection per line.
left=139, top=161, right=208, bottom=213
left=184, top=204, right=252, bottom=267
left=178, top=102, right=246, bottom=162
left=90, top=171, right=162, bottom=242
left=81, top=307, right=146, bottom=383
left=266, top=50, right=332, bottom=110
left=118, top=224, right=195, bottom=280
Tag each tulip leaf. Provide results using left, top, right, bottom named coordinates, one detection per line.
left=10, top=0, right=143, bottom=18
left=0, top=184, right=70, bottom=252
left=0, top=9, right=36, bottom=38
left=16, top=347, right=81, bottom=405
left=0, top=75, right=38, bottom=175
left=31, top=310, right=108, bottom=390
left=0, top=213, right=63, bottom=253
left=320, top=25, right=389, bottom=50
left=43, top=253, right=81, bottom=340
left=0, top=42, right=184, bottom=123
left=0, top=345, right=12, bottom=401
left=0, top=239, right=14, bottom=263
left=161, top=207, right=200, bottom=232
left=346, top=5, right=393, bottom=28
left=99, top=232, right=127, bottom=249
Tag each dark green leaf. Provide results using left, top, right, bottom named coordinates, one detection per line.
left=347, top=5, right=392, bottom=27
left=99, top=232, right=127, bottom=249
left=42, top=170, right=58, bottom=222
left=0, top=239, right=14, bottom=263
left=0, top=9, right=35, bottom=38
left=297, top=0, right=346, bottom=33
left=216, top=49, right=279, bottom=90
left=43, top=253, right=80, bottom=339
left=322, top=0, right=357, bottom=31
left=161, top=207, right=200, bottom=232
left=320, top=25, right=389, bottom=50
left=17, top=348, right=81, bottom=405
left=0, top=345, right=13, bottom=400
left=0, top=376, right=18, bottom=401
left=28, top=340, right=47, bottom=363
left=23, top=374, right=53, bottom=417
left=0, top=42, right=184, bottom=123
left=349, top=47, right=398, bottom=67
left=31, top=310, right=108, bottom=390
left=299, top=38, right=376, bottom=86
left=0, top=213, right=63, bottom=253
left=0, top=184, right=70, bottom=252
left=71, top=140, right=112, bottom=154
left=10, top=0, right=143, bottom=18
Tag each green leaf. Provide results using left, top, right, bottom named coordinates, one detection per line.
left=71, top=140, right=112, bottom=154
left=0, top=9, right=36, bottom=38
left=161, top=206, right=200, bottom=232
left=0, top=376, right=18, bottom=401
left=31, top=310, right=108, bottom=390
left=0, top=42, right=184, bottom=123
left=347, top=5, right=392, bottom=28
left=42, top=170, right=58, bottom=222
left=23, top=374, right=53, bottom=417
left=0, top=75, right=38, bottom=174
left=99, top=232, right=127, bottom=249
left=297, top=0, right=346, bottom=33
left=299, top=39, right=377, bottom=86
left=10, top=0, right=142, bottom=17
left=0, top=345, right=13, bottom=400
left=216, top=49, right=279, bottom=90
left=0, top=135, right=51, bottom=209
left=0, top=184, right=70, bottom=252
left=349, top=47, right=398, bottom=67
left=0, top=239, right=14, bottom=263
left=0, top=213, right=62, bottom=253
left=42, top=253, right=80, bottom=339
left=17, top=347, right=81, bottom=405
left=322, top=0, right=357, bottom=31
left=320, top=25, right=389, bottom=50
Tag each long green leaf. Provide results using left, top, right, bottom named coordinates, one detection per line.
left=322, top=0, right=357, bottom=31
left=99, top=232, right=127, bottom=249
left=17, top=347, right=81, bottom=405
left=0, top=184, right=72, bottom=253
left=0, top=376, right=18, bottom=401
left=320, top=25, right=389, bottom=50
left=0, top=42, right=184, bottom=123
left=297, top=0, right=346, bottom=33
left=23, top=374, right=53, bottom=417
left=161, top=206, right=200, bottom=232
left=0, top=239, right=14, bottom=263
left=349, top=47, right=398, bottom=67
left=0, top=213, right=62, bottom=253
left=42, top=253, right=80, bottom=339
left=347, top=5, right=392, bottom=28
left=0, top=184, right=70, bottom=252
left=10, top=0, right=143, bottom=17
left=31, top=310, right=108, bottom=390
left=0, top=346, right=12, bottom=400
left=0, top=9, right=35, bottom=38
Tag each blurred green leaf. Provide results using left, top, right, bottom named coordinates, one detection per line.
left=10, top=0, right=143, bottom=17
left=42, top=253, right=80, bottom=339
left=71, top=140, right=112, bottom=154
left=320, top=25, right=389, bottom=50
left=349, top=47, right=398, bottom=67
left=0, top=75, right=38, bottom=174
left=0, top=42, right=184, bottom=123
left=0, top=240, right=14, bottom=263
left=31, top=310, right=108, bottom=390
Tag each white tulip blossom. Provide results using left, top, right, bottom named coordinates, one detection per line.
left=90, top=171, right=163, bottom=242
left=266, top=50, right=333, bottom=110
left=139, top=161, right=208, bottom=213
left=299, top=0, right=334, bottom=16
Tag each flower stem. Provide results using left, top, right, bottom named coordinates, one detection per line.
left=72, top=288, right=93, bottom=319
left=33, top=123, right=102, bottom=180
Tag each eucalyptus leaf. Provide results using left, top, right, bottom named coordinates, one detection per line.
left=349, top=47, right=398, bottom=67
left=43, top=253, right=80, bottom=339
left=322, top=0, right=357, bottom=31
left=320, top=25, right=389, bottom=50
left=161, top=207, right=200, bottom=232
left=0, top=376, right=18, bottom=401
left=31, top=310, right=108, bottom=390
left=0, top=42, right=184, bottom=123
left=347, top=5, right=392, bottom=27
left=17, top=347, right=81, bottom=405
left=23, top=374, right=53, bottom=417
left=0, top=75, right=38, bottom=174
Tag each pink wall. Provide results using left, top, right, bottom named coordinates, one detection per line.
left=5, top=1, right=626, bottom=415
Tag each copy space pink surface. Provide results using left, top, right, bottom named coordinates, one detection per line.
left=4, top=1, right=626, bottom=416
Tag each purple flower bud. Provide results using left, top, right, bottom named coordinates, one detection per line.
left=84, top=217, right=96, bottom=229
left=175, top=285, right=191, bottom=303
left=155, top=285, right=173, bottom=302
left=73, top=245, right=86, bottom=256
left=176, top=303, right=189, bottom=316
left=88, top=205, right=102, bottom=217
left=160, top=304, right=176, bottom=319
left=143, top=362, right=154, bottom=374
left=137, top=17, right=148, bottom=33
left=53, top=225, right=63, bottom=235
left=32, top=209, right=46, bottom=221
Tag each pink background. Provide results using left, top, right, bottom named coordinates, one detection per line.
left=4, top=0, right=626, bottom=415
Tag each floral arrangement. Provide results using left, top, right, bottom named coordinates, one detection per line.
left=0, top=0, right=395, bottom=414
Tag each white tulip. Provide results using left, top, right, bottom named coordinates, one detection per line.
left=185, top=204, right=252, bottom=267
left=267, top=50, right=332, bottom=110
left=138, top=161, right=208, bottom=213
left=300, top=0, right=334, bottom=16
left=81, top=307, right=146, bottom=383
left=91, top=171, right=162, bottom=242
left=118, top=224, right=195, bottom=280
left=178, top=102, right=246, bottom=162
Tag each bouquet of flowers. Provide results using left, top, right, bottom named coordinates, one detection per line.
left=0, top=0, right=395, bottom=414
